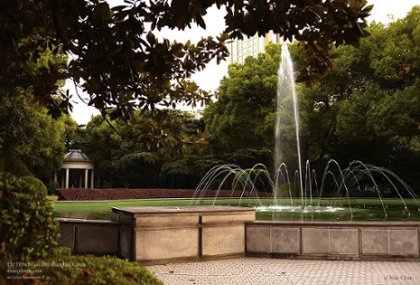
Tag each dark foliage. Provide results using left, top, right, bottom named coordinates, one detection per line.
left=0, top=0, right=372, bottom=118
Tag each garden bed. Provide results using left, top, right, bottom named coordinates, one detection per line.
left=57, top=188, right=272, bottom=201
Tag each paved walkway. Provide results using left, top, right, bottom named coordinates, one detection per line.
left=148, top=258, right=420, bottom=285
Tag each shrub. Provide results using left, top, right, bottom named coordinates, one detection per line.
left=0, top=173, right=59, bottom=261
left=0, top=255, right=163, bottom=285
left=46, top=180, right=60, bottom=195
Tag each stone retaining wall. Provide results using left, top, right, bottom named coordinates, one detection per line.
left=246, top=221, right=420, bottom=259
left=58, top=218, right=119, bottom=255
left=58, top=206, right=255, bottom=264
left=58, top=210, right=420, bottom=263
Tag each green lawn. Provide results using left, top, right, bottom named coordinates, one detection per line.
left=52, top=198, right=260, bottom=219
left=52, top=197, right=420, bottom=221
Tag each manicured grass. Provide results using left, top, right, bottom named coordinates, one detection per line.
left=53, top=198, right=251, bottom=212
left=52, top=197, right=420, bottom=221
left=53, top=197, right=271, bottom=219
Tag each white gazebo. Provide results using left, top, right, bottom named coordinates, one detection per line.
left=55, top=149, right=94, bottom=189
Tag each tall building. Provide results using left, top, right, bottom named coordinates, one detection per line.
left=226, top=31, right=281, bottom=64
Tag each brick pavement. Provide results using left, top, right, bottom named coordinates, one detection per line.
left=148, top=257, right=420, bottom=285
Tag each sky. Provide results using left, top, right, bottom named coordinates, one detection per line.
left=68, top=0, right=420, bottom=124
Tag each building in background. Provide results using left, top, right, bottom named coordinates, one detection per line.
left=226, top=31, right=281, bottom=64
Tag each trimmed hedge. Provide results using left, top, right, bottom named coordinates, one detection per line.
left=0, top=255, right=163, bottom=285
left=0, top=173, right=59, bottom=261
left=58, top=188, right=272, bottom=200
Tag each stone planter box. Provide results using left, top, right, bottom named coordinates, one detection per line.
left=246, top=221, right=420, bottom=260
left=111, top=206, right=255, bottom=263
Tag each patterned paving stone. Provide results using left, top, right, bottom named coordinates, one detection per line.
left=148, top=258, right=420, bottom=285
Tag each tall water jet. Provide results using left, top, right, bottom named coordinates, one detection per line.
left=274, top=43, right=304, bottom=205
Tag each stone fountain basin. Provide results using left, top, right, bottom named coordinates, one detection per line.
left=111, top=206, right=255, bottom=263
left=246, top=220, right=420, bottom=259
left=57, top=206, right=420, bottom=263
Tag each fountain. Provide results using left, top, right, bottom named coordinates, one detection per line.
left=56, top=43, right=420, bottom=262
left=275, top=43, right=304, bottom=203
left=193, top=43, right=420, bottom=221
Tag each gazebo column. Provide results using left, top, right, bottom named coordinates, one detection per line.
left=90, top=170, right=94, bottom=189
left=84, top=169, right=89, bottom=189
left=65, top=168, right=70, bottom=189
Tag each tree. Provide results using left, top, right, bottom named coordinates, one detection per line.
left=203, top=43, right=282, bottom=167
left=202, top=7, right=420, bottom=192
left=1, top=0, right=373, bottom=118
left=82, top=115, right=123, bottom=187
left=0, top=37, right=72, bottom=184
left=301, top=7, right=420, bottom=189
left=0, top=92, right=71, bottom=184
left=82, top=110, right=207, bottom=187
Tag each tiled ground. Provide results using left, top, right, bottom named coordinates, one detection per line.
left=148, top=258, right=420, bottom=285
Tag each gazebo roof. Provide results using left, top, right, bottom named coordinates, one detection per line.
left=64, top=149, right=91, bottom=162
